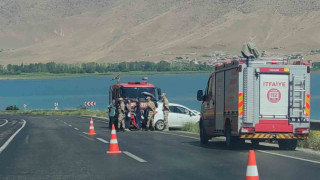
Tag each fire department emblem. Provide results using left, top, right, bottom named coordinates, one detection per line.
left=267, top=88, right=281, bottom=103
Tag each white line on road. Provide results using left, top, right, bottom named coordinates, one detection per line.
left=74, top=128, right=79, bottom=130
left=69, top=125, right=72, bottom=127
left=123, top=151, right=147, bottom=163
left=0, top=119, right=26, bottom=154
left=0, top=119, right=8, bottom=127
left=64, top=122, right=67, bottom=124
left=257, top=150, right=320, bottom=164
left=157, top=131, right=200, bottom=140
left=56, top=119, right=59, bottom=121
left=82, top=132, right=89, bottom=135
left=158, top=131, right=320, bottom=164
left=96, top=138, right=109, bottom=144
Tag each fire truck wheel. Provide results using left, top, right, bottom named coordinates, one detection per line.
left=200, top=121, right=209, bottom=144
left=155, top=120, right=165, bottom=131
left=251, top=140, right=260, bottom=147
left=278, top=139, right=297, bottom=150
left=225, top=123, right=232, bottom=147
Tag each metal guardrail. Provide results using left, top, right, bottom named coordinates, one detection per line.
left=310, top=121, right=320, bottom=130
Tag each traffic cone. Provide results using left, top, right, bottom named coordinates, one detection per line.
left=107, top=124, right=121, bottom=154
left=246, top=150, right=259, bottom=180
left=88, top=117, right=96, bottom=135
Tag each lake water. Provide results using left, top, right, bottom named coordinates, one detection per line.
left=0, top=73, right=319, bottom=120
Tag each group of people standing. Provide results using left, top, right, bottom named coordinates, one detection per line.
left=108, top=93, right=170, bottom=132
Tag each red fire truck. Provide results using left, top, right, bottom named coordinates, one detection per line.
left=197, top=57, right=310, bottom=150
left=109, top=77, right=161, bottom=124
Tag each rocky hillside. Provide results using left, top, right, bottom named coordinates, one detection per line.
left=0, top=0, right=320, bottom=64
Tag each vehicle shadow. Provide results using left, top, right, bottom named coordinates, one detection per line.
left=186, top=141, right=285, bottom=151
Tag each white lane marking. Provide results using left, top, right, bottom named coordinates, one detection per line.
left=0, top=119, right=8, bottom=127
left=74, top=128, right=79, bottom=130
left=0, top=119, right=26, bottom=154
left=96, top=138, right=109, bottom=144
left=123, top=151, right=147, bottom=163
left=257, top=150, right=320, bottom=164
left=69, top=125, right=72, bottom=127
left=157, top=131, right=200, bottom=140
left=64, top=122, right=67, bottom=124
left=158, top=131, right=320, bottom=164
left=56, top=119, right=59, bottom=121
left=82, top=132, right=89, bottom=135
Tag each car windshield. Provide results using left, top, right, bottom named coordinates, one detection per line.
left=121, top=87, right=155, bottom=99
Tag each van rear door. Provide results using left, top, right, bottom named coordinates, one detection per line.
left=256, top=68, right=292, bottom=133
left=260, top=74, right=289, bottom=118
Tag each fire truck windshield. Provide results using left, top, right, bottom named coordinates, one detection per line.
left=121, top=87, right=155, bottom=99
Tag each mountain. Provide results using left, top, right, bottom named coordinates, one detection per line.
left=0, top=0, right=320, bottom=64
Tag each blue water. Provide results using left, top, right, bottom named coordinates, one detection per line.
left=0, top=73, right=319, bottom=120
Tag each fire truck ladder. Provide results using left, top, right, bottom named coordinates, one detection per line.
left=291, top=75, right=306, bottom=117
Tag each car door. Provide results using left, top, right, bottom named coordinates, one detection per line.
left=168, top=106, right=179, bottom=127
left=175, top=106, right=192, bottom=127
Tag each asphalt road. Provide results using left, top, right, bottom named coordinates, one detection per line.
left=0, top=114, right=319, bottom=180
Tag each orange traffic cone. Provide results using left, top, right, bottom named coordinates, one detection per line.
left=107, top=124, right=121, bottom=154
left=246, top=150, right=259, bottom=180
left=88, top=117, right=96, bottom=135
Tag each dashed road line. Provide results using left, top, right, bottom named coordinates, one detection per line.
left=0, top=119, right=26, bottom=154
left=74, top=128, right=79, bottom=130
left=123, top=151, right=147, bottom=163
left=257, top=150, right=320, bottom=164
left=96, top=138, right=109, bottom=144
left=69, top=125, right=72, bottom=127
left=79, top=134, right=95, bottom=141
left=82, top=132, right=89, bottom=135
left=0, top=119, right=8, bottom=127
left=64, top=122, right=67, bottom=124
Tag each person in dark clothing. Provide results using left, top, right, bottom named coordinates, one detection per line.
left=124, top=96, right=131, bottom=131
left=107, top=99, right=116, bottom=129
left=134, top=98, right=142, bottom=130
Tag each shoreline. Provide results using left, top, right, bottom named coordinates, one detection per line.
left=0, top=71, right=211, bottom=80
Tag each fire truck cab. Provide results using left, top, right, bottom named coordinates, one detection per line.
left=109, top=78, right=161, bottom=109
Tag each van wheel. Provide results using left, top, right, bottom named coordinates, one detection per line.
left=155, top=120, right=165, bottom=131
left=225, top=123, right=232, bottom=147
left=278, top=140, right=297, bottom=150
left=200, top=121, right=209, bottom=144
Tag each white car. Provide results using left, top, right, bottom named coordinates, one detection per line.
left=153, top=102, right=200, bottom=131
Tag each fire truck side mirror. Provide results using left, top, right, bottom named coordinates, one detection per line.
left=197, top=90, right=204, bottom=101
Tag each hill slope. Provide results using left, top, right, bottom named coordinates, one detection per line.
left=0, top=0, right=320, bottom=64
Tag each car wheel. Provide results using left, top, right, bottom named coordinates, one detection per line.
left=155, top=120, right=165, bottom=131
left=200, top=121, right=209, bottom=144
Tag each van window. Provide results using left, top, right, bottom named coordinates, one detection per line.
left=205, top=76, right=213, bottom=96
left=205, top=74, right=215, bottom=98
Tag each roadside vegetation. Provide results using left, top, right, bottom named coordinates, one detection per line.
left=298, top=131, right=320, bottom=151
left=0, top=61, right=212, bottom=76
left=0, top=110, right=108, bottom=118
left=181, top=122, right=199, bottom=133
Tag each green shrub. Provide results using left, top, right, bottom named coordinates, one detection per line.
left=5, top=105, right=19, bottom=111
left=181, top=122, right=199, bottom=133
left=298, top=131, right=320, bottom=150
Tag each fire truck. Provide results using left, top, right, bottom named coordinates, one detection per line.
left=197, top=55, right=311, bottom=150
left=109, top=77, right=161, bottom=127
